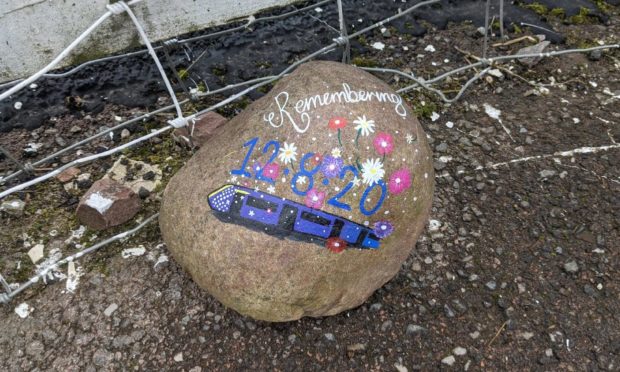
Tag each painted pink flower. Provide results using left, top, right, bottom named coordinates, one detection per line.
left=373, top=132, right=394, bottom=156
left=388, top=168, right=412, bottom=195
left=262, top=163, right=280, bottom=180
left=305, top=188, right=326, bottom=209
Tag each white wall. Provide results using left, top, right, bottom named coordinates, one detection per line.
left=0, top=0, right=297, bottom=82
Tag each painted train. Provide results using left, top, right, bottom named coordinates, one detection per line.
left=208, top=184, right=381, bottom=250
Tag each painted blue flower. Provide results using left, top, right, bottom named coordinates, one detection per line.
left=373, top=220, right=394, bottom=239
left=320, top=155, right=343, bottom=179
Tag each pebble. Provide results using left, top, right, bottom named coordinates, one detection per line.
left=380, top=320, right=393, bottom=332
left=69, top=125, right=82, bottom=133
left=589, top=49, right=602, bottom=61
left=406, top=324, right=427, bottom=335
left=453, top=347, right=467, bottom=356
left=120, top=129, right=131, bottom=139
left=14, top=303, right=34, bottom=318
left=103, top=303, right=118, bottom=317
left=0, top=198, right=26, bottom=216
left=324, top=333, right=336, bottom=342
left=539, top=170, right=556, bottom=178
left=14, top=101, right=23, bottom=110
left=469, top=331, right=480, bottom=339
left=563, top=260, right=579, bottom=273
left=441, top=355, right=456, bottom=366
left=27, top=244, right=45, bottom=264
left=288, top=334, right=297, bottom=343
left=347, top=343, right=366, bottom=352
left=174, top=352, right=183, bottom=362
left=369, top=303, right=382, bottom=312
left=444, top=304, right=455, bottom=318
left=485, top=281, right=497, bottom=290
left=92, top=349, right=112, bottom=367
left=520, top=332, right=535, bottom=340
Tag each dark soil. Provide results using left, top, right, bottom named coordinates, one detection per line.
left=0, top=1, right=619, bottom=371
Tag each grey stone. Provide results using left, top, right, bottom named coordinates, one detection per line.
left=563, top=260, right=579, bottom=274
left=0, top=198, right=25, bottom=216
left=406, top=324, right=427, bottom=335
left=441, top=355, right=456, bottom=366
left=380, top=320, right=393, bottom=332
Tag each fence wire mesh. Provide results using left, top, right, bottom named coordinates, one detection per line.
left=0, top=0, right=618, bottom=305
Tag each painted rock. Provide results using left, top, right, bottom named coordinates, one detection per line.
left=160, top=61, right=434, bottom=322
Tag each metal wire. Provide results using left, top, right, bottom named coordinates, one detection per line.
left=0, top=0, right=143, bottom=102
left=0, top=0, right=332, bottom=92
left=1, top=0, right=619, bottom=307
left=0, top=214, right=159, bottom=304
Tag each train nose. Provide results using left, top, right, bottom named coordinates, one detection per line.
left=208, top=185, right=235, bottom=212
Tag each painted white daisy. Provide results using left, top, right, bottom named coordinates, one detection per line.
left=353, top=115, right=375, bottom=137
left=267, top=185, right=276, bottom=193
left=230, top=175, right=238, bottom=182
left=352, top=176, right=361, bottom=187
left=331, top=148, right=342, bottom=158
left=297, top=175, right=307, bottom=185
left=278, top=142, right=298, bottom=164
left=406, top=133, right=415, bottom=144
left=360, top=158, right=385, bottom=185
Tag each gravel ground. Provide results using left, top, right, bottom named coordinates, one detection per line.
left=1, top=3, right=619, bottom=371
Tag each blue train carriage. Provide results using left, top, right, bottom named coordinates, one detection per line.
left=208, top=184, right=381, bottom=250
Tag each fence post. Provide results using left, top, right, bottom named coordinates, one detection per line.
left=336, top=0, right=350, bottom=64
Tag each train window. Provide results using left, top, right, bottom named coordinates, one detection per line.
left=300, top=211, right=331, bottom=226
left=246, top=196, right=278, bottom=211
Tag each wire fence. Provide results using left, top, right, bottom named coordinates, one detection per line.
left=0, top=0, right=618, bottom=305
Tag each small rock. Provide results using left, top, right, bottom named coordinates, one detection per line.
left=0, top=198, right=26, bottom=216
left=173, top=111, right=228, bottom=148
left=104, top=303, right=118, bottom=317
left=120, top=129, right=131, bottom=139
left=23, top=142, right=42, bottom=157
left=69, top=125, right=82, bottom=133
left=15, top=302, right=34, bottom=318
left=92, top=349, right=112, bottom=367
left=369, top=303, right=382, bottom=312
left=380, top=320, right=393, bottom=332
left=57, top=167, right=81, bottom=183
left=27, top=244, right=45, bottom=264
left=539, top=169, right=556, bottom=178
left=520, top=331, right=535, bottom=340
left=469, top=331, right=480, bottom=339
left=589, top=49, right=602, bottom=61
left=453, top=347, right=467, bottom=356
left=105, top=157, right=162, bottom=194
left=441, top=355, right=456, bottom=366
left=406, top=324, right=427, bottom=336
left=138, top=187, right=150, bottom=199
left=517, top=41, right=551, bottom=66
left=563, top=260, right=579, bottom=274
left=173, top=352, right=183, bottom=362
left=324, top=333, right=336, bottom=342
left=485, top=281, right=497, bottom=290
left=583, top=284, right=596, bottom=296
left=76, top=178, right=141, bottom=230
left=347, top=343, right=366, bottom=352
left=55, top=136, right=67, bottom=147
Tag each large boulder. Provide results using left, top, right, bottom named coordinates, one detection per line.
left=160, top=61, right=434, bottom=322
